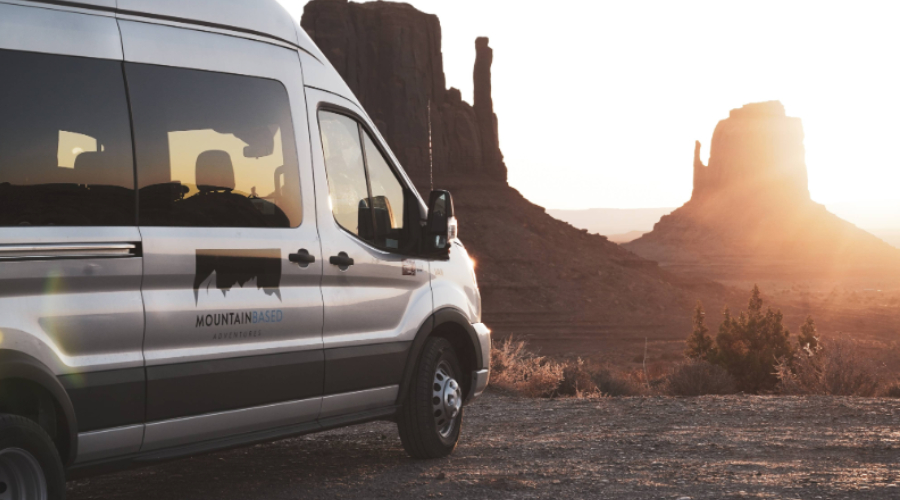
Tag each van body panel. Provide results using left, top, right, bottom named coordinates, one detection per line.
left=298, top=51, right=362, bottom=109
left=305, top=88, right=438, bottom=419
left=117, top=20, right=325, bottom=449
left=18, top=0, right=117, bottom=9
left=305, top=89, right=433, bottom=381
left=116, top=0, right=299, bottom=46
left=0, top=2, right=121, bottom=59
left=142, top=397, right=320, bottom=452
left=319, top=385, right=399, bottom=419
left=75, top=425, right=144, bottom=464
left=430, top=242, right=482, bottom=325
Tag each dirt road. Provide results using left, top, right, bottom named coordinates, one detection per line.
left=68, top=392, right=900, bottom=499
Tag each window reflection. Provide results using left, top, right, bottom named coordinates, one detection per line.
left=320, top=112, right=370, bottom=239
left=57, top=131, right=101, bottom=170
left=0, top=50, right=136, bottom=227
left=319, top=111, right=411, bottom=251
left=127, top=64, right=301, bottom=228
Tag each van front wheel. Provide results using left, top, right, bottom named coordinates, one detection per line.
left=397, top=337, right=463, bottom=459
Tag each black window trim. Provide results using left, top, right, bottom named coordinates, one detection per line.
left=316, top=103, right=423, bottom=257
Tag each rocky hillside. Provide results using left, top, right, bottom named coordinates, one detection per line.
left=300, top=0, right=727, bottom=333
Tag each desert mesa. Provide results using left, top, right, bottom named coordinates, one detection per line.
left=625, top=101, right=900, bottom=285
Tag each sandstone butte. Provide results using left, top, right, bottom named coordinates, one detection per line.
left=625, top=101, right=900, bottom=282
left=300, top=0, right=732, bottom=339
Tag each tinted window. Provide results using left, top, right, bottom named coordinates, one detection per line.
left=126, top=64, right=301, bottom=228
left=319, top=110, right=412, bottom=251
left=319, top=112, right=371, bottom=240
left=363, top=133, right=406, bottom=250
left=0, top=50, right=135, bottom=226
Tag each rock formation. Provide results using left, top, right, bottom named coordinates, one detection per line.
left=627, top=101, right=900, bottom=278
left=300, top=0, right=721, bottom=337
left=691, top=101, right=809, bottom=203
left=301, top=0, right=506, bottom=188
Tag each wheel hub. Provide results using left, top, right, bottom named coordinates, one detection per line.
left=0, top=448, right=47, bottom=500
left=432, top=362, right=462, bottom=438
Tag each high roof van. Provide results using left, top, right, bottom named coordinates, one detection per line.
left=0, top=1, right=489, bottom=496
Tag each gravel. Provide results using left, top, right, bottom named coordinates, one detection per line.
left=68, top=391, right=900, bottom=499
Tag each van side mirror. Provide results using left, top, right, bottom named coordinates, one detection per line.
left=426, top=190, right=457, bottom=254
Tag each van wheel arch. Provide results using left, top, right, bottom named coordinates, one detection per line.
left=398, top=309, right=482, bottom=406
left=0, top=350, right=78, bottom=466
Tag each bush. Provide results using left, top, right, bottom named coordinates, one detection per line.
left=557, top=358, right=598, bottom=396
left=590, top=367, right=645, bottom=397
left=490, top=338, right=564, bottom=397
left=665, top=359, right=738, bottom=396
left=884, top=382, right=900, bottom=398
left=688, top=286, right=793, bottom=393
left=776, top=337, right=885, bottom=397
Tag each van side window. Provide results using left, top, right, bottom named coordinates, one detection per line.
left=362, top=133, right=406, bottom=249
left=126, top=64, right=302, bottom=228
left=0, top=49, right=136, bottom=226
left=319, top=110, right=411, bottom=251
left=318, top=112, right=370, bottom=241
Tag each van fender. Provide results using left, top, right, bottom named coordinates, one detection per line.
left=396, top=308, right=483, bottom=406
left=0, top=350, right=78, bottom=466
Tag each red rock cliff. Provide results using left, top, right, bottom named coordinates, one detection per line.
left=301, top=0, right=506, bottom=188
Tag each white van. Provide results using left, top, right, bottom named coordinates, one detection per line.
left=0, top=1, right=489, bottom=497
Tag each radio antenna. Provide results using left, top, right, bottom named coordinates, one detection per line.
left=428, top=99, right=434, bottom=192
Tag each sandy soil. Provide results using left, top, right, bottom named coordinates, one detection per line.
left=68, top=391, right=900, bottom=499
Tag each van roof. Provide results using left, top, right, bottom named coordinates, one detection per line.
left=29, top=0, right=320, bottom=57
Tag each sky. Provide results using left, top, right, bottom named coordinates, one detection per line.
left=278, top=0, right=900, bottom=229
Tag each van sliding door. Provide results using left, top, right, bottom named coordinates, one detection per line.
left=119, top=20, right=324, bottom=451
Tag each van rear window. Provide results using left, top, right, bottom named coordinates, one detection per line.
left=126, top=64, right=302, bottom=228
left=0, top=50, right=136, bottom=226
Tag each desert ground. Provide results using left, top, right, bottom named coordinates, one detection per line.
left=68, top=391, right=900, bottom=499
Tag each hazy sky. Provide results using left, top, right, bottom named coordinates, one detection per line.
left=279, top=0, right=900, bottom=228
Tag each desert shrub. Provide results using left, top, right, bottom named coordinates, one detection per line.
left=688, top=286, right=793, bottom=393
left=685, top=301, right=714, bottom=360
left=776, top=337, right=885, bottom=397
left=884, top=382, right=900, bottom=398
left=797, top=316, right=819, bottom=351
left=490, top=338, right=563, bottom=397
left=590, top=367, right=645, bottom=397
left=557, top=358, right=598, bottom=396
left=665, top=358, right=738, bottom=396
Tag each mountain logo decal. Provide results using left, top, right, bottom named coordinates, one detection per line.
left=193, top=249, right=282, bottom=304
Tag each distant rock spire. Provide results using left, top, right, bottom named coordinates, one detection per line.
left=692, top=141, right=707, bottom=200
left=474, top=37, right=506, bottom=181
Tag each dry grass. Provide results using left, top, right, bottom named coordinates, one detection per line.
left=665, top=358, right=738, bottom=396
left=490, top=339, right=644, bottom=398
left=776, top=337, right=886, bottom=397
left=490, top=338, right=564, bottom=398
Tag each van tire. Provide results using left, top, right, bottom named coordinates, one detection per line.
left=0, top=414, right=66, bottom=500
left=397, top=337, right=464, bottom=459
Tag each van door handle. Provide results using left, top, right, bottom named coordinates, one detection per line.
left=329, top=252, right=354, bottom=270
left=289, top=249, right=316, bottom=268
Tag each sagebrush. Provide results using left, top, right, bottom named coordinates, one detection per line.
left=775, top=337, right=885, bottom=397
left=666, top=358, right=738, bottom=396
